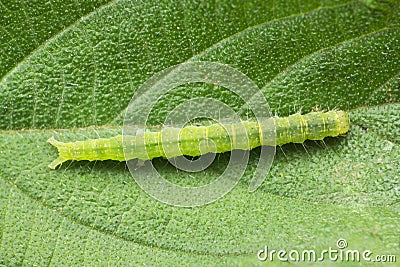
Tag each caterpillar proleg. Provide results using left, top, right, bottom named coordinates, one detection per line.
left=48, top=110, right=350, bottom=169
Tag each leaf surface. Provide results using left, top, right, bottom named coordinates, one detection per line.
left=1, top=0, right=399, bottom=266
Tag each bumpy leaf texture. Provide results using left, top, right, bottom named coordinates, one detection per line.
left=0, top=0, right=399, bottom=266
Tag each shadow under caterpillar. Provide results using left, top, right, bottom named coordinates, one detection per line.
left=48, top=110, right=350, bottom=169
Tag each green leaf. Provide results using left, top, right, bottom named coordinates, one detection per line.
left=0, top=0, right=113, bottom=78
left=1, top=0, right=399, bottom=266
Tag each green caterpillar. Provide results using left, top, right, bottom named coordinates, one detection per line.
left=48, top=110, right=350, bottom=169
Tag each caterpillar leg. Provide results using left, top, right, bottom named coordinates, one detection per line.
left=47, top=137, right=68, bottom=169
left=137, top=159, right=146, bottom=167
left=48, top=156, right=68, bottom=169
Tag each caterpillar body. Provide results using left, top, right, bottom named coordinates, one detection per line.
left=48, top=110, right=350, bottom=169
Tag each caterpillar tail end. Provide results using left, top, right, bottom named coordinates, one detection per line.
left=47, top=136, right=68, bottom=169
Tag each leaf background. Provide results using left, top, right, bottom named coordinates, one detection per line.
left=0, top=0, right=399, bottom=266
